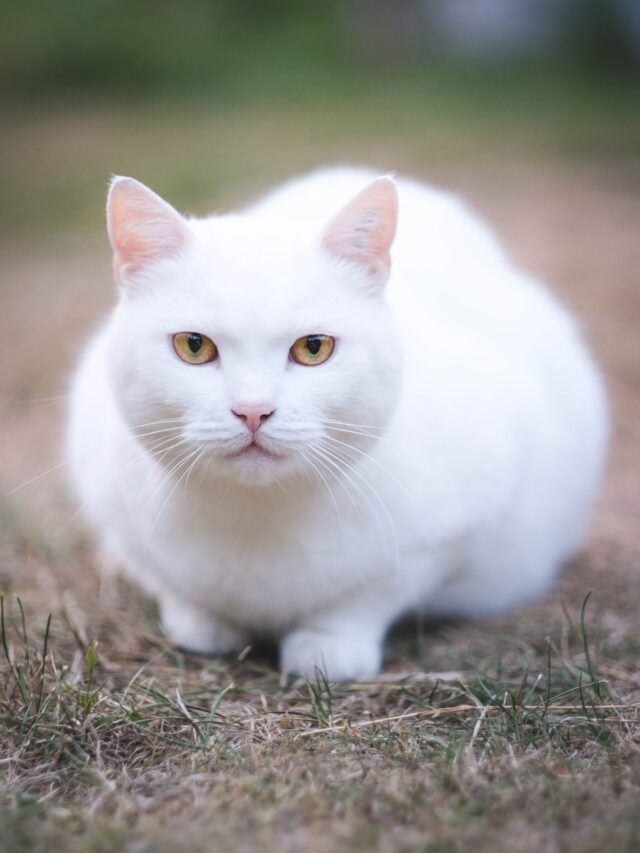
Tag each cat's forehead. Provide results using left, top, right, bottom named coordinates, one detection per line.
left=185, top=215, right=341, bottom=313
left=194, top=214, right=313, bottom=271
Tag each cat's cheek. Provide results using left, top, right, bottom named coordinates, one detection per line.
left=105, top=337, right=175, bottom=432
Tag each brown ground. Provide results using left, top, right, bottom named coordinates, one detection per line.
left=1, top=159, right=639, bottom=851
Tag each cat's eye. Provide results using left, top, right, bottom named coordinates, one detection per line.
left=172, top=332, right=218, bottom=365
left=290, top=334, right=335, bottom=366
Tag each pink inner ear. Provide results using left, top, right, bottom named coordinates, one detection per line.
left=107, top=178, right=187, bottom=277
left=322, top=177, right=398, bottom=269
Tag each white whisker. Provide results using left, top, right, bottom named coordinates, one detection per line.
left=130, top=417, right=184, bottom=430
left=306, top=446, right=363, bottom=521
left=146, top=446, right=203, bottom=537
left=321, top=433, right=406, bottom=492
left=314, top=441, right=400, bottom=576
left=68, top=434, right=189, bottom=523
left=311, top=445, right=387, bottom=547
left=298, top=449, right=343, bottom=523
left=316, top=417, right=390, bottom=432
left=131, top=426, right=183, bottom=440
left=6, top=459, right=70, bottom=496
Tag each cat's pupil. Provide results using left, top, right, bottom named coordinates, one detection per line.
left=188, top=333, right=202, bottom=354
left=306, top=336, right=322, bottom=356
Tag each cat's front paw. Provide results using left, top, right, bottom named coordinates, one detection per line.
left=160, top=597, right=247, bottom=656
left=280, top=628, right=382, bottom=681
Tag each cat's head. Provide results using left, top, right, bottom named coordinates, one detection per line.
left=105, top=173, right=402, bottom=487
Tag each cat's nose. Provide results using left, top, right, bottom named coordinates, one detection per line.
left=232, top=403, right=275, bottom=434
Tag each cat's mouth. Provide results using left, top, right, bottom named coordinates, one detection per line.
left=227, top=439, right=281, bottom=461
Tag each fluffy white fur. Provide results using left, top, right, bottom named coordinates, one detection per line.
left=67, top=167, right=608, bottom=679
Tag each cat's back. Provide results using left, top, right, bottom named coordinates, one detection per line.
left=248, top=166, right=504, bottom=271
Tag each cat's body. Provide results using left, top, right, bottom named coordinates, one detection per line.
left=68, top=168, right=607, bottom=679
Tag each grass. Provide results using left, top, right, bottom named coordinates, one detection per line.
left=1, top=558, right=639, bottom=852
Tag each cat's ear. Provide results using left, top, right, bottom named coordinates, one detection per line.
left=321, top=176, right=398, bottom=290
left=107, top=176, right=189, bottom=285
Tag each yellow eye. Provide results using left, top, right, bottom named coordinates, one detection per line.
left=172, top=332, right=218, bottom=365
left=290, top=334, right=335, bottom=366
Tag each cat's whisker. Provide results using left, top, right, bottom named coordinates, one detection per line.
left=68, top=434, right=189, bottom=522
left=306, top=446, right=364, bottom=522
left=131, top=425, right=183, bottom=441
left=195, top=445, right=214, bottom=497
left=6, top=459, right=70, bottom=496
left=130, top=416, right=184, bottom=431
left=141, top=444, right=198, bottom=523
left=303, top=419, right=387, bottom=438
left=136, top=438, right=195, bottom=512
left=316, top=417, right=390, bottom=432
left=322, top=425, right=384, bottom=442
left=312, top=444, right=384, bottom=532
left=141, top=434, right=191, bottom=468
left=322, top=450, right=400, bottom=579
left=14, top=393, right=70, bottom=408
left=146, top=445, right=204, bottom=537
left=297, top=449, right=343, bottom=522
left=137, top=436, right=192, bottom=500
left=181, top=447, right=206, bottom=498
left=321, top=434, right=406, bottom=493
left=315, top=441, right=400, bottom=576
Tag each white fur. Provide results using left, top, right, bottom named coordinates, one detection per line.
left=67, top=167, right=608, bottom=680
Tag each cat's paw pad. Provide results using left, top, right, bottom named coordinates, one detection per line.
left=280, top=628, right=382, bottom=681
left=161, top=599, right=246, bottom=656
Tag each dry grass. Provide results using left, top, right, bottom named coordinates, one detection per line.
left=1, top=561, right=639, bottom=852
left=1, top=104, right=640, bottom=851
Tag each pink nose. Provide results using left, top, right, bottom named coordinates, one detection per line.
left=232, top=403, right=275, bottom=434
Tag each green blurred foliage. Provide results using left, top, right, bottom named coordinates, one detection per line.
left=1, top=0, right=637, bottom=102
left=1, top=0, right=637, bottom=247
left=1, top=0, right=341, bottom=100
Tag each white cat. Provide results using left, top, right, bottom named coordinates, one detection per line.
left=67, top=167, right=608, bottom=680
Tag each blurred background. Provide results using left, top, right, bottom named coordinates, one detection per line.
left=1, top=0, right=639, bottom=243
left=0, top=0, right=639, bottom=537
